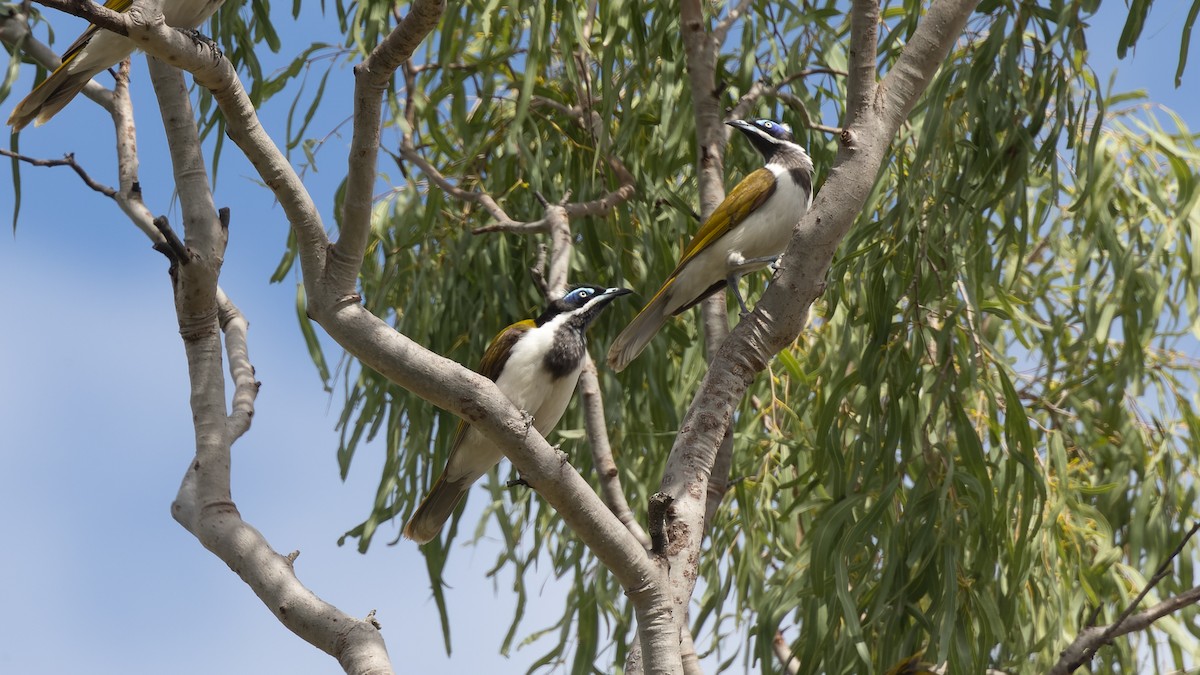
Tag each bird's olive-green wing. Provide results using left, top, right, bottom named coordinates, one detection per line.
left=669, top=167, right=776, bottom=278
left=60, top=0, right=136, bottom=64
left=447, top=319, right=536, bottom=450
left=626, top=168, right=777, bottom=316
left=476, top=319, right=535, bottom=380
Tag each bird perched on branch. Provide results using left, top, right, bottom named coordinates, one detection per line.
left=403, top=284, right=631, bottom=545
left=606, top=118, right=815, bottom=372
left=7, top=0, right=226, bottom=131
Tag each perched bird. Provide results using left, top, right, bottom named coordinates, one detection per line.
left=403, top=284, right=631, bottom=544
left=8, top=0, right=226, bottom=131
left=606, top=118, right=815, bottom=372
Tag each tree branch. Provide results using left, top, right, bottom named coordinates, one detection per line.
left=7, top=4, right=396, bottom=672
left=332, top=0, right=446, bottom=294
left=712, top=0, right=753, bottom=46
left=398, top=141, right=540, bottom=231
left=845, top=0, right=881, bottom=126
left=727, top=69, right=846, bottom=127
left=563, top=156, right=637, bottom=219
left=0, top=148, right=117, bottom=197
left=218, top=286, right=258, bottom=442
left=878, top=3, right=972, bottom=128
left=146, top=40, right=394, bottom=675
left=39, top=4, right=682, bottom=671
left=401, top=91, right=636, bottom=232
left=1049, top=522, right=1200, bottom=675
left=659, top=0, right=979, bottom=671
left=108, top=58, right=165, bottom=245
left=580, top=357, right=652, bottom=549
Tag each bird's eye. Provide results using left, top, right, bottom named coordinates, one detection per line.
left=763, top=121, right=773, bottom=129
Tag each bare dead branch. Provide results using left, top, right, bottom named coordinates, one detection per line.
left=0, top=148, right=117, bottom=197
left=152, top=215, right=190, bottom=264
left=145, top=40, right=394, bottom=675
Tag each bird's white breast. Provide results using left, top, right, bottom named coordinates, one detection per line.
left=664, top=164, right=811, bottom=315
left=492, top=314, right=583, bottom=436
left=722, top=164, right=811, bottom=262
left=441, top=313, right=585, bottom=483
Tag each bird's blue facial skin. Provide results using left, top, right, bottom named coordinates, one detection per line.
left=564, top=287, right=596, bottom=306
left=755, top=119, right=792, bottom=140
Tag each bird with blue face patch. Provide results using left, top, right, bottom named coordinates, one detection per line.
left=607, top=118, right=815, bottom=372
left=403, top=284, right=631, bottom=544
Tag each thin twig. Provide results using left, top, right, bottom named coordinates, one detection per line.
left=713, top=0, right=754, bottom=45
left=727, top=68, right=846, bottom=123
left=1048, top=522, right=1200, bottom=674
left=152, top=215, right=191, bottom=264
left=398, top=142, right=536, bottom=230
left=0, top=149, right=117, bottom=197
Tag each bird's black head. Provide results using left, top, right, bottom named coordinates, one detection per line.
left=728, top=118, right=801, bottom=163
left=536, top=284, right=632, bottom=328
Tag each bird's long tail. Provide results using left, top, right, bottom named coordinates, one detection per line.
left=606, top=290, right=671, bottom=372
left=8, top=63, right=100, bottom=131
left=403, top=474, right=470, bottom=544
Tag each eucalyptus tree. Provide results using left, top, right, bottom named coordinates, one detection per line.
left=2, top=0, right=1199, bottom=673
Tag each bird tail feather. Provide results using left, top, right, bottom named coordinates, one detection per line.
left=8, top=65, right=100, bottom=131
left=402, top=474, right=470, bottom=544
left=606, top=290, right=671, bottom=372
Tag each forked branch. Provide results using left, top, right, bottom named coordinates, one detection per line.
left=1048, top=522, right=1200, bottom=675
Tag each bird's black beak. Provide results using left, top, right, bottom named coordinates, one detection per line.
left=592, top=287, right=632, bottom=311
left=726, top=119, right=753, bottom=132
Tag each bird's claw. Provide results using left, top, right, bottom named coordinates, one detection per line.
left=506, top=476, right=529, bottom=489
left=554, top=445, right=570, bottom=466
left=182, top=29, right=223, bottom=57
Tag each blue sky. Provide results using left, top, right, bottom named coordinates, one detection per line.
left=1, top=3, right=1196, bottom=674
